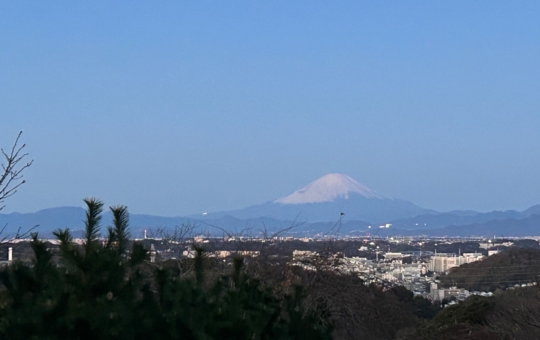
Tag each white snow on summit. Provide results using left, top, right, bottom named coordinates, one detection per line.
left=274, top=173, right=384, bottom=204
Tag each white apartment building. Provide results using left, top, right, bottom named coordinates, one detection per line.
left=428, top=253, right=484, bottom=273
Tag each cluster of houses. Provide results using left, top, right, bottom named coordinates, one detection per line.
left=290, top=247, right=493, bottom=302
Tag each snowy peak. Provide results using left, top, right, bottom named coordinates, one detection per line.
left=274, top=173, right=384, bottom=205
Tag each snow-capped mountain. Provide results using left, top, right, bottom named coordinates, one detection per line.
left=202, top=174, right=429, bottom=223
left=275, top=173, right=384, bottom=204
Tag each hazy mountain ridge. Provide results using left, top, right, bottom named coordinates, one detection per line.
left=200, top=194, right=428, bottom=223
left=377, top=214, right=540, bottom=238
left=1, top=174, right=539, bottom=238
left=388, top=206, right=540, bottom=230
left=198, top=174, right=429, bottom=223
left=0, top=207, right=316, bottom=238
left=1, top=206, right=540, bottom=239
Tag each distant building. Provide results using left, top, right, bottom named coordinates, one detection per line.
left=429, top=256, right=460, bottom=273
left=462, top=252, right=485, bottom=263
left=428, top=253, right=484, bottom=273
left=430, top=283, right=471, bottom=302
left=430, top=282, right=439, bottom=300
left=0, top=247, right=13, bottom=267
left=479, top=241, right=513, bottom=249
left=384, top=252, right=403, bottom=260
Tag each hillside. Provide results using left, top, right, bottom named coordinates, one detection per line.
left=441, top=248, right=540, bottom=291
left=201, top=174, right=429, bottom=223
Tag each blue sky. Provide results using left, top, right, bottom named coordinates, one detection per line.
left=1, top=1, right=540, bottom=215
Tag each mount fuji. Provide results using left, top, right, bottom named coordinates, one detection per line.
left=4, top=173, right=540, bottom=237
left=201, top=174, right=429, bottom=223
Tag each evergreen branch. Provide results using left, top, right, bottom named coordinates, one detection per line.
left=83, top=197, right=104, bottom=255
left=110, top=205, right=130, bottom=254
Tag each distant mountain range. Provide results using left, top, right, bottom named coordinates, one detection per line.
left=1, top=173, right=539, bottom=238
left=376, top=214, right=540, bottom=238
left=389, top=204, right=540, bottom=230
left=0, top=208, right=297, bottom=239
left=194, top=174, right=430, bottom=223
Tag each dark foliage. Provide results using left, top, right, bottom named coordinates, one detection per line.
left=6, top=199, right=540, bottom=339
left=0, top=200, right=331, bottom=340
left=441, top=248, right=540, bottom=291
left=288, top=267, right=421, bottom=340
left=413, top=287, right=540, bottom=340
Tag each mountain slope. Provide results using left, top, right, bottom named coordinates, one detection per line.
left=202, top=174, right=429, bottom=223
left=0, top=207, right=197, bottom=238
left=275, top=173, right=384, bottom=204
left=373, top=214, right=540, bottom=237
left=389, top=205, right=540, bottom=230
left=0, top=207, right=323, bottom=238
left=2, top=207, right=540, bottom=238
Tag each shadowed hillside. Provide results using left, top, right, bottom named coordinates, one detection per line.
left=441, top=248, right=540, bottom=291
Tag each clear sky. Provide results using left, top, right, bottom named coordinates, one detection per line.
left=1, top=1, right=540, bottom=216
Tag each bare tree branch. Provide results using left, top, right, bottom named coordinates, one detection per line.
left=0, top=132, right=35, bottom=244
left=0, top=224, right=39, bottom=243
left=0, top=131, right=33, bottom=211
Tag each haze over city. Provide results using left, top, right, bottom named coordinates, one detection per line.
left=2, top=1, right=540, bottom=216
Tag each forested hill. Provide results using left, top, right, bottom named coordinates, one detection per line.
left=441, top=248, right=540, bottom=291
